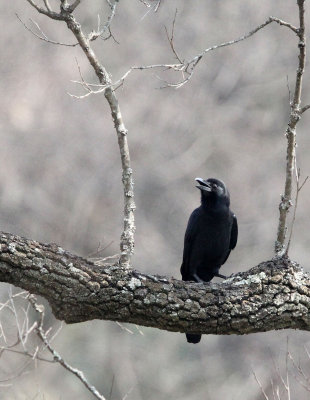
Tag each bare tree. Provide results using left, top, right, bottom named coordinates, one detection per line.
left=1, top=0, right=310, bottom=397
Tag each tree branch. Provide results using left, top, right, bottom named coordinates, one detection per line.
left=28, top=295, right=106, bottom=400
left=65, top=12, right=135, bottom=269
left=107, top=15, right=298, bottom=90
left=16, top=14, right=78, bottom=47
left=275, top=0, right=306, bottom=255
left=25, top=0, right=65, bottom=20
left=1, top=232, right=310, bottom=336
left=25, top=2, right=136, bottom=268
left=66, top=1, right=82, bottom=13
left=300, top=104, right=310, bottom=114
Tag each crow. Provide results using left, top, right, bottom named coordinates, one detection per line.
left=181, top=177, right=238, bottom=344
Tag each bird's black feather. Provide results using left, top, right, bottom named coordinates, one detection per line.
left=181, top=178, right=238, bottom=344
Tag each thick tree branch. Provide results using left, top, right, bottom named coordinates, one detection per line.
left=0, top=232, right=310, bottom=336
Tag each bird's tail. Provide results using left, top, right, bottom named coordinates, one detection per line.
left=186, top=333, right=201, bottom=344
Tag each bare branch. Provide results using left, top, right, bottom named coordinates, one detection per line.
left=154, top=0, right=162, bottom=13
left=28, top=295, right=106, bottom=400
left=65, top=16, right=135, bottom=267
left=300, top=104, right=310, bottom=114
left=113, top=15, right=299, bottom=90
left=87, top=240, right=114, bottom=257
left=25, top=0, right=66, bottom=20
left=252, top=369, right=270, bottom=400
left=139, top=0, right=151, bottom=7
left=16, top=14, right=78, bottom=47
left=275, top=0, right=306, bottom=255
left=269, top=16, right=298, bottom=33
left=88, top=1, right=117, bottom=42
left=66, top=0, right=82, bottom=13
left=24, top=0, right=136, bottom=267
left=42, top=0, right=51, bottom=12
left=164, top=9, right=182, bottom=64
left=285, top=161, right=309, bottom=255
left=188, top=16, right=298, bottom=71
left=0, top=346, right=55, bottom=363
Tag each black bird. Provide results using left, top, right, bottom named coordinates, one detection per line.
left=181, top=177, right=238, bottom=344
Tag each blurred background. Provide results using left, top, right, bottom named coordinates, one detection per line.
left=1, top=0, right=310, bottom=398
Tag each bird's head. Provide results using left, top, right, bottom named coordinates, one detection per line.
left=195, top=177, right=230, bottom=205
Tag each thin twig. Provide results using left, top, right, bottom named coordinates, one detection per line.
left=288, top=348, right=310, bottom=392
left=112, top=15, right=300, bottom=90
left=92, top=254, right=120, bottom=266
left=164, top=9, right=182, bottom=63
left=66, top=0, right=82, bottom=13
left=108, top=375, right=115, bottom=400
left=0, top=346, right=55, bottom=363
left=28, top=295, right=106, bottom=400
left=25, top=0, right=65, bottom=20
left=252, top=368, right=270, bottom=400
left=154, top=0, right=162, bottom=13
left=43, top=0, right=51, bottom=12
left=116, top=322, right=134, bottom=334
left=300, top=104, right=310, bottom=114
left=87, top=240, right=114, bottom=257
left=88, top=1, right=117, bottom=42
left=285, top=337, right=291, bottom=400
left=9, top=286, right=26, bottom=351
left=24, top=3, right=299, bottom=91
left=16, top=14, right=78, bottom=46
left=139, top=0, right=151, bottom=7
left=141, top=0, right=161, bottom=19
left=285, top=162, right=308, bottom=254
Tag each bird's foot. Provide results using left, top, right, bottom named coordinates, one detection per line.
left=214, top=273, right=227, bottom=279
left=191, top=273, right=205, bottom=283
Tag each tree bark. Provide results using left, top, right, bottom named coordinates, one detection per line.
left=1, top=232, right=310, bottom=336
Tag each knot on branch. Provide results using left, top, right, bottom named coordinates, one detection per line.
left=285, top=126, right=296, bottom=137
left=298, top=40, right=306, bottom=48
left=279, top=195, right=293, bottom=211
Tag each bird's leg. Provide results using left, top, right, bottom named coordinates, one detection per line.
left=214, top=273, right=227, bottom=279
left=191, top=272, right=204, bottom=283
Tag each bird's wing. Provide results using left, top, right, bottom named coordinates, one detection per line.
left=180, top=208, right=200, bottom=280
left=221, top=213, right=238, bottom=265
left=230, top=213, right=238, bottom=250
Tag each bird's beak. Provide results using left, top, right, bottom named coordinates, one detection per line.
left=195, top=177, right=211, bottom=192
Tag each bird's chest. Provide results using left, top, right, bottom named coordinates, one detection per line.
left=194, top=212, right=231, bottom=254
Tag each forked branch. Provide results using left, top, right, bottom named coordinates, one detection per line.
left=110, top=15, right=299, bottom=89
left=28, top=295, right=106, bottom=400
left=24, top=0, right=135, bottom=268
